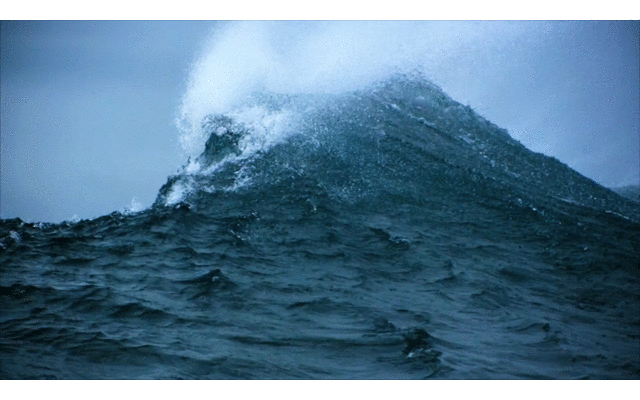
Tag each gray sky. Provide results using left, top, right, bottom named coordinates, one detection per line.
left=1, top=20, right=639, bottom=223
left=1, top=21, right=216, bottom=222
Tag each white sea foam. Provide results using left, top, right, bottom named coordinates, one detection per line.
left=9, top=231, right=21, bottom=242
left=231, top=106, right=297, bottom=160
left=165, top=181, right=190, bottom=206
left=122, top=197, right=145, bottom=215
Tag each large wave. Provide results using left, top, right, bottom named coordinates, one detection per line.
left=3, top=23, right=640, bottom=380
left=155, top=69, right=640, bottom=230
left=156, top=21, right=640, bottom=220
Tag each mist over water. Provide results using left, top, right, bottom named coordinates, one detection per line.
left=177, top=21, right=546, bottom=159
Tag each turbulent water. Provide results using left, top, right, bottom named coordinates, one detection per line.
left=1, top=74, right=639, bottom=379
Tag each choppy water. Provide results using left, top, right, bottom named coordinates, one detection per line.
left=1, top=74, right=639, bottom=379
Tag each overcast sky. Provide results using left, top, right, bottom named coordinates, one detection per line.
left=1, top=20, right=638, bottom=223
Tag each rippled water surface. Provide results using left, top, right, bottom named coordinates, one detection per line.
left=2, top=76, right=639, bottom=379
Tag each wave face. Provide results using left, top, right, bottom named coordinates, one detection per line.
left=2, top=73, right=640, bottom=379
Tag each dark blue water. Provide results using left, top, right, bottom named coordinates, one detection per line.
left=1, top=75, right=639, bottom=379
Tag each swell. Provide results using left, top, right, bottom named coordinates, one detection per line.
left=2, top=74, right=639, bottom=379
left=155, top=74, right=640, bottom=225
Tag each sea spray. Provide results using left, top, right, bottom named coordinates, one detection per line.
left=2, top=22, right=638, bottom=380
left=176, top=21, right=547, bottom=161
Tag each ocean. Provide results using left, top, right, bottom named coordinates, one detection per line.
left=1, top=73, right=639, bottom=379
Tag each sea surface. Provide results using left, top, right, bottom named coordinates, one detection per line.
left=1, top=74, right=639, bottom=379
